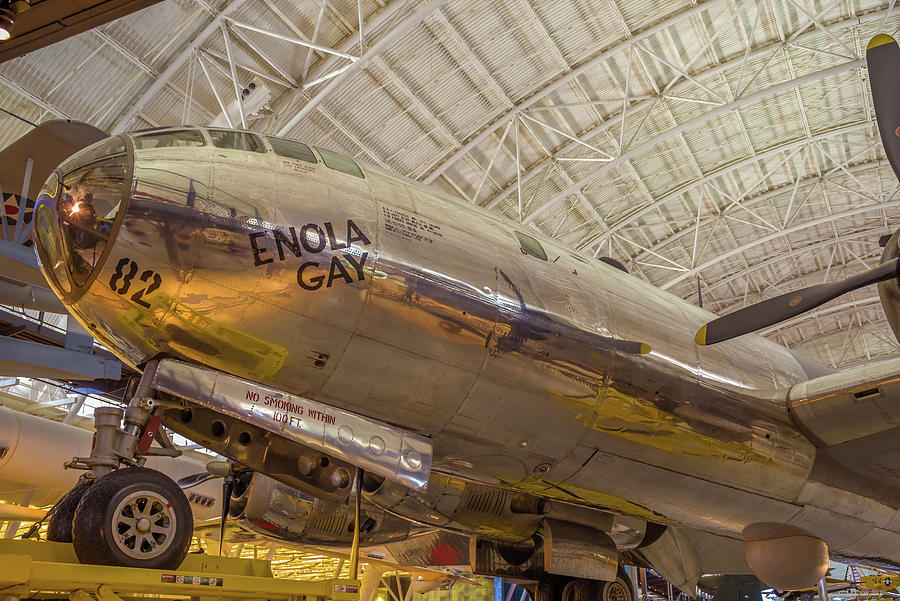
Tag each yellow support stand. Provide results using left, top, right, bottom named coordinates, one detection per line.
left=0, top=539, right=360, bottom=601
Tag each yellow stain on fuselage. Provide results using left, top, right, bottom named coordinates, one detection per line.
left=552, top=385, right=774, bottom=465
left=118, top=291, right=288, bottom=379
left=509, top=476, right=669, bottom=523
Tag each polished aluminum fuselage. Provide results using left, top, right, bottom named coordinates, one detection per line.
left=41, top=132, right=900, bottom=564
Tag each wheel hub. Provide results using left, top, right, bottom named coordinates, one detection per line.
left=606, top=581, right=629, bottom=601
left=136, top=517, right=151, bottom=532
left=111, top=490, right=177, bottom=560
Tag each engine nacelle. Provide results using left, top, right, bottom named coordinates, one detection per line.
left=470, top=520, right=618, bottom=581
left=229, top=471, right=412, bottom=546
left=365, top=473, right=645, bottom=582
left=363, top=472, right=648, bottom=550
left=362, top=472, right=544, bottom=541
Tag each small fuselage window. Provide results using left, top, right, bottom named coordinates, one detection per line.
left=315, top=147, right=364, bottom=179
left=515, top=230, right=548, bottom=261
left=134, top=130, right=205, bottom=150
left=209, top=130, right=266, bottom=153
left=267, top=137, right=317, bottom=163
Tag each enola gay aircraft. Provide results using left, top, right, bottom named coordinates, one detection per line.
left=23, top=34, right=900, bottom=600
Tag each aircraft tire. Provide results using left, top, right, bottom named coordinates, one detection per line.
left=594, top=567, right=634, bottom=601
left=46, top=477, right=94, bottom=542
left=536, top=575, right=590, bottom=601
left=72, top=467, right=193, bottom=569
left=536, top=567, right=634, bottom=601
left=560, top=578, right=592, bottom=601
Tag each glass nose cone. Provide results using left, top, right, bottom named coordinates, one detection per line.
left=34, top=199, right=70, bottom=294
left=33, top=136, right=129, bottom=299
left=57, top=155, right=127, bottom=286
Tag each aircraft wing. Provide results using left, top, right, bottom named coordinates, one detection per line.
left=787, top=356, right=900, bottom=490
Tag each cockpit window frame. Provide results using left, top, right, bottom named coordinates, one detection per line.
left=266, top=137, right=317, bottom=164
left=208, top=129, right=267, bottom=153
left=133, top=129, right=205, bottom=150
left=315, top=147, right=365, bottom=179
left=33, top=134, right=135, bottom=303
left=59, top=158, right=128, bottom=287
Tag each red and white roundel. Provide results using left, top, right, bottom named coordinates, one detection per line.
left=895, top=125, right=900, bottom=137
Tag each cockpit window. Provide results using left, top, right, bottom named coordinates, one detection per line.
left=515, top=231, right=547, bottom=261
left=134, top=130, right=205, bottom=150
left=58, top=157, right=127, bottom=286
left=209, top=130, right=266, bottom=153
left=267, top=137, right=317, bottom=163
left=316, top=147, right=364, bottom=178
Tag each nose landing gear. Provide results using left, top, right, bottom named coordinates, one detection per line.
left=48, top=360, right=193, bottom=570
left=71, top=467, right=192, bottom=569
left=46, top=476, right=94, bottom=542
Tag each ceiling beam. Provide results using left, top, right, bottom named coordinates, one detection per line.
left=702, top=227, right=882, bottom=298
left=420, top=0, right=725, bottom=184
left=522, top=58, right=866, bottom=226
left=110, top=0, right=247, bottom=134
left=661, top=197, right=900, bottom=291
left=275, top=0, right=450, bottom=137
left=576, top=122, right=876, bottom=250
left=607, top=152, right=888, bottom=266
left=298, top=0, right=418, bottom=87
left=423, top=3, right=891, bottom=193
left=787, top=316, right=898, bottom=357
left=0, top=74, right=69, bottom=119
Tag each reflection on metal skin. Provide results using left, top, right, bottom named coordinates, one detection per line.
left=29, top=127, right=900, bottom=566
left=152, top=358, right=431, bottom=491
left=232, top=472, right=411, bottom=546
left=471, top=536, right=544, bottom=580
left=384, top=529, right=471, bottom=567
left=363, top=471, right=544, bottom=542
left=543, top=518, right=618, bottom=581
left=364, top=470, right=647, bottom=550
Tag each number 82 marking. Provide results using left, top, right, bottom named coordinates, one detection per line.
left=109, top=258, right=162, bottom=308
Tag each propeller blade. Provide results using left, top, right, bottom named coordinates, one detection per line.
left=867, top=34, right=900, bottom=182
left=218, top=476, right=233, bottom=556
left=176, top=472, right=215, bottom=489
left=695, top=258, right=900, bottom=345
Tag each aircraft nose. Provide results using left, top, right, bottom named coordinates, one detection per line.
left=33, top=136, right=131, bottom=300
